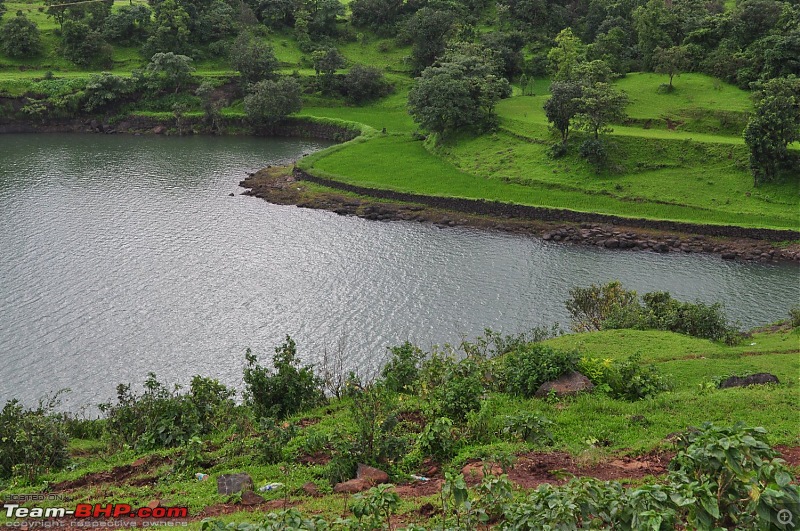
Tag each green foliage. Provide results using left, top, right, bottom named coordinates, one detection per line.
left=380, top=341, right=423, bottom=393
left=502, top=412, right=553, bottom=445
left=244, top=77, right=303, bottom=126
left=348, top=383, right=410, bottom=465
left=230, top=33, right=280, bottom=85
left=743, top=75, right=800, bottom=186
left=143, top=0, right=190, bottom=57
left=243, top=335, right=325, bottom=420
left=578, top=137, right=608, bottom=167
left=670, top=422, right=800, bottom=529
left=573, top=81, right=630, bottom=139
left=342, top=64, right=391, bottom=105
left=141, top=52, right=195, bottom=93
left=102, top=4, right=152, bottom=46
left=257, top=416, right=297, bottom=464
left=0, top=398, right=69, bottom=483
left=408, top=45, right=511, bottom=136
left=418, top=416, right=459, bottom=461
left=543, top=81, right=582, bottom=145
left=83, top=72, right=133, bottom=113
left=60, top=19, right=112, bottom=68
left=0, top=13, right=41, bottom=59
left=653, top=45, right=690, bottom=89
left=605, top=353, right=672, bottom=400
left=603, top=290, right=742, bottom=344
left=404, top=7, right=456, bottom=75
left=500, top=344, right=579, bottom=398
left=566, top=280, right=640, bottom=332
left=311, top=47, right=345, bottom=92
left=789, top=306, right=800, bottom=328
left=351, top=484, right=400, bottom=529
left=547, top=27, right=585, bottom=82
left=429, top=356, right=485, bottom=422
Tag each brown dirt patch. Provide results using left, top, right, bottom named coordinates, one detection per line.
left=49, top=456, right=168, bottom=492
left=393, top=478, right=444, bottom=498
left=505, top=450, right=672, bottom=489
left=297, top=417, right=321, bottom=428
left=297, top=450, right=331, bottom=466
left=776, top=446, right=800, bottom=468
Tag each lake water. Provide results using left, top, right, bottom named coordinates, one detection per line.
left=1, top=134, right=797, bottom=411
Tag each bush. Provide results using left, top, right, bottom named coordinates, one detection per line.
left=418, top=417, right=459, bottom=461
left=579, top=138, right=609, bottom=166
left=140, top=52, right=195, bottom=93
left=60, top=19, right=112, bottom=67
left=348, top=383, right=410, bottom=465
left=548, top=142, right=568, bottom=159
left=566, top=281, right=638, bottom=332
left=380, top=341, right=423, bottom=393
left=0, top=13, right=41, bottom=58
left=83, top=72, right=134, bottom=112
left=431, top=357, right=485, bottom=422
left=790, top=306, right=800, bottom=328
left=341, top=64, right=391, bottom=104
left=501, top=345, right=579, bottom=398
left=243, top=335, right=325, bottom=420
left=502, top=412, right=553, bottom=445
left=606, top=353, right=671, bottom=400
left=0, top=399, right=69, bottom=483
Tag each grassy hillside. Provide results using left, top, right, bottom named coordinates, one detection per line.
left=0, top=326, right=797, bottom=528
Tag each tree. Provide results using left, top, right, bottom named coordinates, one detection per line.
left=405, top=8, right=457, bottom=75
left=633, top=0, right=678, bottom=70
left=342, top=64, right=390, bottom=104
left=0, top=0, right=6, bottom=19
left=407, top=46, right=511, bottom=136
left=60, top=19, right=112, bottom=67
left=230, top=33, right=279, bottom=85
left=195, top=81, right=224, bottom=132
left=83, top=72, right=133, bottom=112
left=574, top=82, right=629, bottom=139
left=547, top=27, right=585, bottom=81
left=102, top=4, right=152, bottom=45
left=142, top=52, right=195, bottom=93
left=743, top=76, right=800, bottom=186
left=143, top=0, right=191, bottom=56
left=0, top=13, right=41, bottom=58
left=543, top=81, right=583, bottom=145
left=244, top=77, right=303, bottom=126
left=311, top=47, right=345, bottom=92
left=350, top=0, right=405, bottom=34
left=653, top=45, right=690, bottom=90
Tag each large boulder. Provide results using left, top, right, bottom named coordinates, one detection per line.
left=719, top=373, right=779, bottom=389
left=334, top=479, right=371, bottom=494
left=217, top=473, right=254, bottom=495
left=535, top=371, right=594, bottom=398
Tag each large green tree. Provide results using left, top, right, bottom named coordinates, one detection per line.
left=743, top=76, right=800, bottom=185
left=547, top=27, right=585, bottom=81
left=408, top=45, right=511, bottom=136
left=230, top=33, right=279, bottom=85
left=653, top=45, right=690, bottom=90
left=244, top=77, right=303, bottom=126
left=0, top=13, right=41, bottom=58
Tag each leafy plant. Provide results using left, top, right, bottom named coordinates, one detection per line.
left=243, top=335, right=325, bottom=420
left=350, top=484, right=400, bottom=530
left=500, top=345, right=579, bottom=398
left=0, top=398, right=69, bottom=483
left=418, top=417, right=459, bottom=462
left=380, top=341, right=423, bottom=393
left=502, top=412, right=553, bottom=445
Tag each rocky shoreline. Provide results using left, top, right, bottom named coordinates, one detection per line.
left=241, top=166, right=800, bottom=263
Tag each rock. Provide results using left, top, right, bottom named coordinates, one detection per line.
left=357, top=463, right=390, bottom=485
left=604, top=239, right=620, bottom=249
left=721, top=252, right=737, bottom=260
left=117, top=121, right=131, bottom=132
left=654, top=242, right=669, bottom=253
left=228, top=193, right=235, bottom=197
left=152, top=125, right=167, bottom=134
left=535, top=371, right=594, bottom=398
left=217, top=473, right=254, bottom=495
left=461, top=462, right=502, bottom=481
left=719, top=373, right=780, bottom=389
left=334, top=479, right=371, bottom=494
left=146, top=500, right=160, bottom=510
left=302, top=482, right=322, bottom=497
left=240, top=491, right=264, bottom=506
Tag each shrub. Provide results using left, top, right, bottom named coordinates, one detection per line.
left=0, top=399, right=69, bottom=483
left=60, top=19, right=112, bottom=67
left=670, top=422, right=800, bottom=528
left=566, top=281, right=638, bottom=332
left=579, top=138, right=608, bottom=166
left=348, top=382, right=409, bottom=465
left=242, top=335, right=325, bottom=420
left=548, top=142, right=568, bottom=158
left=83, top=72, right=134, bottom=113
left=380, top=341, right=423, bottom=393
left=502, top=412, right=553, bottom=445
left=790, top=306, right=800, bottom=328
left=418, top=417, right=459, bottom=461
left=99, top=373, right=201, bottom=450
left=257, top=417, right=297, bottom=464
left=501, top=344, right=579, bottom=398
left=140, top=52, right=195, bottom=93
left=188, top=375, right=236, bottom=434
left=605, top=353, right=671, bottom=400
left=430, top=357, right=485, bottom=421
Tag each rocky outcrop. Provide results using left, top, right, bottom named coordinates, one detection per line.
left=217, top=473, right=254, bottom=495
left=535, top=371, right=595, bottom=398
left=333, top=464, right=390, bottom=493
left=718, top=373, right=780, bottom=389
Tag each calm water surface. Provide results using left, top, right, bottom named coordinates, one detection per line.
left=1, top=134, right=798, bottom=411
